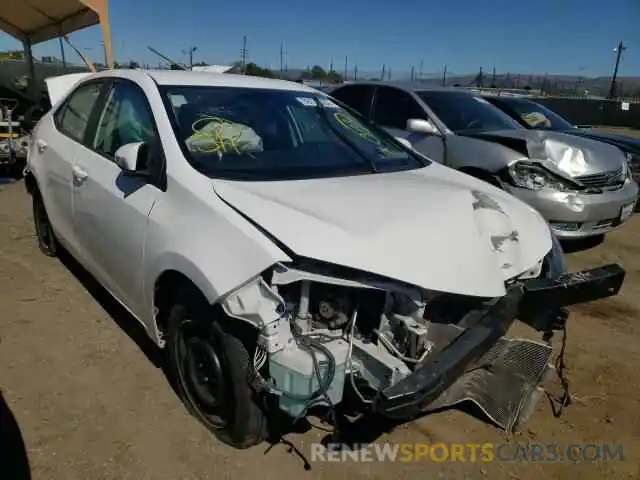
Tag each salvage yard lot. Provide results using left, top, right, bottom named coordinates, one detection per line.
left=1, top=178, right=639, bottom=479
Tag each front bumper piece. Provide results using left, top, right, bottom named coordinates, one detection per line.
left=373, top=264, right=625, bottom=421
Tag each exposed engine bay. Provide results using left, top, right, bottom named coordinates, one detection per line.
left=217, top=256, right=622, bottom=431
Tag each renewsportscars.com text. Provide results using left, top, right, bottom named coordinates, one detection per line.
left=311, top=442, right=626, bottom=463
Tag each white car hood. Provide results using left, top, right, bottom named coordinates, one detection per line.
left=212, top=164, right=551, bottom=297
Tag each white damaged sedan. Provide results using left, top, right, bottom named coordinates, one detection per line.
left=25, top=69, right=625, bottom=448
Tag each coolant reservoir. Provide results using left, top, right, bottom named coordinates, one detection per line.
left=269, top=338, right=350, bottom=417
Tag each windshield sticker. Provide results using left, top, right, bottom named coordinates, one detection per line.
left=295, top=97, right=317, bottom=107
left=319, top=97, right=340, bottom=109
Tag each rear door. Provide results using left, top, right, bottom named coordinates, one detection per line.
left=71, top=79, right=164, bottom=315
left=29, top=80, right=106, bottom=254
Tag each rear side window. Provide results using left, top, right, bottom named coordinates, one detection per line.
left=55, top=83, right=102, bottom=142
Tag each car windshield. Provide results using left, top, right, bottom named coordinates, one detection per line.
left=494, top=98, right=575, bottom=131
left=159, top=85, right=426, bottom=180
left=417, top=91, right=521, bottom=133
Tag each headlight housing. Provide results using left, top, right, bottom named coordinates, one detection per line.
left=620, top=157, right=632, bottom=183
left=507, top=161, right=578, bottom=192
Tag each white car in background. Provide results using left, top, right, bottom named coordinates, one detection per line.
left=24, top=69, right=625, bottom=448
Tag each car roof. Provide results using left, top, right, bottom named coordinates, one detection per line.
left=80, top=69, right=320, bottom=93
left=336, top=81, right=474, bottom=95
left=482, top=95, right=537, bottom=104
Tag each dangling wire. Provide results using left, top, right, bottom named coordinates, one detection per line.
left=545, top=324, right=571, bottom=417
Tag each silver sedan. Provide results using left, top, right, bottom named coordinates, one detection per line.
left=330, top=82, right=639, bottom=240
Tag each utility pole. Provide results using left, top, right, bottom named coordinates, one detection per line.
left=280, top=42, right=284, bottom=72
left=491, top=67, right=496, bottom=87
left=541, top=73, right=548, bottom=94
left=441, top=64, right=447, bottom=86
left=329, top=57, right=334, bottom=73
left=608, top=40, right=627, bottom=99
left=344, top=55, right=348, bottom=80
left=59, top=37, right=67, bottom=69
left=183, top=46, right=197, bottom=69
left=419, top=59, right=423, bottom=81
left=410, top=65, right=415, bottom=82
left=476, top=67, right=484, bottom=87
left=381, top=64, right=386, bottom=80
left=354, top=64, right=358, bottom=81
left=240, top=35, right=248, bottom=74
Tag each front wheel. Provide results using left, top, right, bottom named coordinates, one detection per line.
left=32, top=192, right=58, bottom=257
left=166, top=299, right=268, bottom=449
left=9, top=157, right=26, bottom=179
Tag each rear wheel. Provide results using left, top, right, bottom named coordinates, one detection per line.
left=166, top=296, right=268, bottom=449
left=32, top=191, right=58, bottom=257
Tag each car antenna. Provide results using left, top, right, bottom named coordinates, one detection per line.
left=147, top=46, right=189, bottom=70
left=63, top=35, right=97, bottom=72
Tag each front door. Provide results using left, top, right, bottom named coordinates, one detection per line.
left=371, top=86, right=445, bottom=162
left=72, top=79, right=162, bottom=317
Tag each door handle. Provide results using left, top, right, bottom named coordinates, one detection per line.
left=35, top=139, right=47, bottom=153
left=72, top=165, right=88, bottom=185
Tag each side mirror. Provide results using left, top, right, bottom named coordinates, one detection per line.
left=407, top=118, right=439, bottom=135
left=394, top=137, right=412, bottom=149
left=114, top=142, right=148, bottom=174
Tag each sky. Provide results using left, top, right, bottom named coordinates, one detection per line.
left=1, top=0, right=639, bottom=77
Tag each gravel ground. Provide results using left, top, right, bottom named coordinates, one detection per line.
left=1, top=178, right=639, bottom=479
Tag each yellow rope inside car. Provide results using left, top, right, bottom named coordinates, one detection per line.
left=187, top=115, right=246, bottom=155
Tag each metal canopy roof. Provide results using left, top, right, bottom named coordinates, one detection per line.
left=0, top=0, right=100, bottom=45
left=0, top=0, right=113, bottom=71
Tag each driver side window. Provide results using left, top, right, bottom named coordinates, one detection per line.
left=92, top=82, right=156, bottom=160
left=372, top=86, right=426, bottom=130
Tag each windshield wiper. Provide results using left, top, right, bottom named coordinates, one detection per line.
left=312, top=97, right=378, bottom=173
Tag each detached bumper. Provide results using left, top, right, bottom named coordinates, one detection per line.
left=373, top=264, right=625, bottom=419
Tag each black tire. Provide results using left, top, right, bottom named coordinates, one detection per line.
left=9, top=157, right=25, bottom=180
left=166, top=296, right=267, bottom=449
left=32, top=191, right=58, bottom=257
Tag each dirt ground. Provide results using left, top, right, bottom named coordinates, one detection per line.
left=1, top=178, right=639, bottom=480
